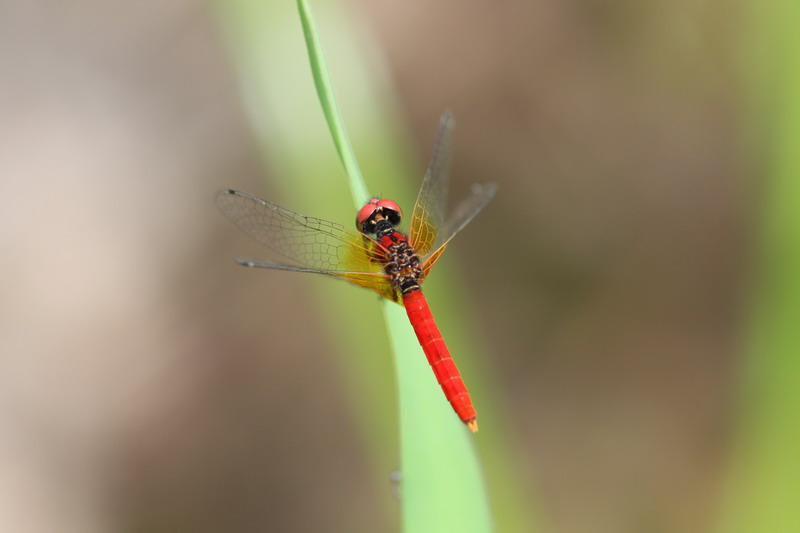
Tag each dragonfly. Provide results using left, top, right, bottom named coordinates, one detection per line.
left=216, top=112, right=496, bottom=432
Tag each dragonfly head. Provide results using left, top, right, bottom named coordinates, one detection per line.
left=356, top=197, right=402, bottom=234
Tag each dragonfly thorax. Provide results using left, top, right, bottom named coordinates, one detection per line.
left=380, top=232, right=423, bottom=294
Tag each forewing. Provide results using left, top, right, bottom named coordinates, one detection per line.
left=421, top=183, right=497, bottom=278
left=408, top=112, right=454, bottom=256
left=215, top=188, right=386, bottom=275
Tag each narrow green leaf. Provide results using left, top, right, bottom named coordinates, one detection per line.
left=297, top=0, right=368, bottom=204
left=716, top=1, right=800, bottom=532
left=296, top=1, right=492, bottom=531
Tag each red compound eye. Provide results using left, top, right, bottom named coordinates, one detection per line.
left=356, top=198, right=380, bottom=229
left=375, top=199, right=402, bottom=217
left=356, top=198, right=403, bottom=232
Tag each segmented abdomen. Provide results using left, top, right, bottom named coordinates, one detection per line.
left=402, top=289, right=477, bottom=430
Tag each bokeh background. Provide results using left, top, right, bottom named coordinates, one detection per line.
left=2, top=1, right=795, bottom=532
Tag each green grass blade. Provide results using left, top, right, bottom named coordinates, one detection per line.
left=296, top=2, right=492, bottom=531
left=297, top=0, right=367, bottom=204
left=716, top=1, right=800, bottom=531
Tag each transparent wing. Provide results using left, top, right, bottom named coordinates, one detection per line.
left=408, top=112, right=454, bottom=256
left=216, top=189, right=397, bottom=300
left=235, top=258, right=400, bottom=302
left=421, top=183, right=497, bottom=278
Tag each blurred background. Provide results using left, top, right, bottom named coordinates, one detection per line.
left=2, top=0, right=795, bottom=532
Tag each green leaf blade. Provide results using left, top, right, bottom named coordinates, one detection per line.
left=297, top=0, right=368, bottom=204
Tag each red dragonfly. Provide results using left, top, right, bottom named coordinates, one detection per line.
left=216, top=113, right=496, bottom=432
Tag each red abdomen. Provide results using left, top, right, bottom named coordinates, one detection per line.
left=402, top=289, right=477, bottom=431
